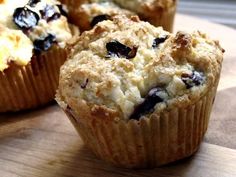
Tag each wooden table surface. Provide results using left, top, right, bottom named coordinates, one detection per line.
left=0, top=14, right=236, bottom=177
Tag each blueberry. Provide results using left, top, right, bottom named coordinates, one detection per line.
left=33, top=34, right=56, bottom=54
left=106, top=40, right=138, bottom=59
left=13, top=7, right=40, bottom=30
left=181, top=71, right=205, bottom=89
left=130, top=87, right=166, bottom=120
left=28, top=0, right=41, bottom=7
left=57, top=4, right=68, bottom=18
left=40, top=5, right=61, bottom=22
left=152, top=36, right=168, bottom=48
left=81, top=79, right=89, bottom=89
left=90, top=14, right=111, bottom=27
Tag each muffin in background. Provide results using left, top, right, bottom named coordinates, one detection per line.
left=72, top=1, right=134, bottom=32
left=113, top=0, right=177, bottom=32
left=56, top=15, right=224, bottom=168
left=60, top=0, right=177, bottom=32
left=0, top=0, right=79, bottom=112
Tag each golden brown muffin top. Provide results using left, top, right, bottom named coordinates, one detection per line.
left=57, top=15, right=224, bottom=121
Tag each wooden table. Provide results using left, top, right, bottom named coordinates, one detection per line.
left=1, top=14, right=236, bottom=177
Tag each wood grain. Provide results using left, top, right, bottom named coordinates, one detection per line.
left=0, top=106, right=236, bottom=177
left=0, top=14, right=236, bottom=176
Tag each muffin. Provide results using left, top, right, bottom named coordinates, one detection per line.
left=60, top=0, right=177, bottom=32
left=56, top=16, right=224, bottom=168
left=0, top=0, right=79, bottom=112
left=70, top=1, right=134, bottom=32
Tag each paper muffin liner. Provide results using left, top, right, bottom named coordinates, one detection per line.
left=0, top=46, right=66, bottom=112
left=59, top=0, right=86, bottom=28
left=0, top=25, right=79, bottom=112
left=143, top=4, right=177, bottom=32
left=63, top=81, right=218, bottom=168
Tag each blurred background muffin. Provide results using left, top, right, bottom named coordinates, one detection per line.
left=0, top=0, right=79, bottom=112
left=60, top=0, right=177, bottom=32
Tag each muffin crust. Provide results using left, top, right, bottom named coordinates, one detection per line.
left=57, top=15, right=224, bottom=121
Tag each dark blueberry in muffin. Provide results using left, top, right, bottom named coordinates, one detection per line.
left=90, top=14, right=111, bottom=27
left=106, top=40, right=138, bottom=59
left=130, top=87, right=167, bottom=120
left=181, top=71, right=205, bottom=89
left=13, top=7, right=40, bottom=30
left=33, top=34, right=56, bottom=54
left=81, top=79, right=89, bottom=89
left=152, top=36, right=168, bottom=48
left=57, top=4, right=68, bottom=17
left=40, top=5, right=61, bottom=22
left=28, top=0, right=41, bottom=7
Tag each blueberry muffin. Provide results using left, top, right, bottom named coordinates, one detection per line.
left=60, top=0, right=177, bottom=32
left=72, top=1, right=134, bottom=32
left=56, top=16, right=224, bottom=168
left=0, top=0, right=79, bottom=112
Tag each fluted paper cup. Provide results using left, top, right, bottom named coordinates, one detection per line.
left=61, top=77, right=219, bottom=168
left=0, top=25, right=79, bottom=112
left=142, top=3, right=177, bottom=32
left=59, top=0, right=87, bottom=28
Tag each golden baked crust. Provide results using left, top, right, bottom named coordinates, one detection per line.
left=57, top=15, right=224, bottom=122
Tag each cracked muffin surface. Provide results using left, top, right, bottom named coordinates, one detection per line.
left=57, top=15, right=224, bottom=121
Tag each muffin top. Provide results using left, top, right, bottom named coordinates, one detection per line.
left=0, top=0, right=72, bottom=71
left=76, top=1, right=134, bottom=31
left=0, top=25, right=33, bottom=71
left=57, top=15, right=224, bottom=121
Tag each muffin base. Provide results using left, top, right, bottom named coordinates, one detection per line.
left=139, top=3, right=177, bottom=32
left=0, top=46, right=67, bottom=112
left=59, top=0, right=88, bottom=28
left=62, top=81, right=218, bottom=168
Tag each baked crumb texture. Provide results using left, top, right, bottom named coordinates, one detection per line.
left=59, top=0, right=177, bottom=32
left=57, top=16, right=224, bottom=122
